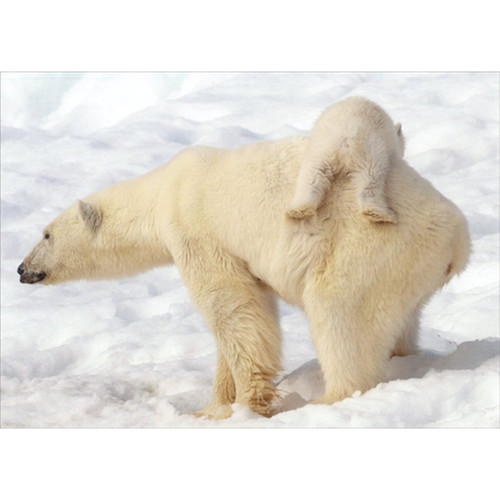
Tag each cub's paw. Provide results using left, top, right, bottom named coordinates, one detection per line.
left=286, top=205, right=316, bottom=220
left=362, top=206, right=397, bottom=224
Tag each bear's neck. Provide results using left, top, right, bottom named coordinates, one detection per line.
left=92, top=176, right=172, bottom=276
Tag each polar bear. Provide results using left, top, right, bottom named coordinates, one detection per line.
left=287, top=97, right=405, bottom=223
left=18, top=103, right=470, bottom=420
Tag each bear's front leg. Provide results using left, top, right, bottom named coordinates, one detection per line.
left=192, top=350, right=235, bottom=420
left=173, top=239, right=282, bottom=419
left=196, top=282, right=282, bottom=418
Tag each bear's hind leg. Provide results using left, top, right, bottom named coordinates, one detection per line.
left=303, top=285, right=397, bottom=405
left=391, top=306, right=421, bottom=357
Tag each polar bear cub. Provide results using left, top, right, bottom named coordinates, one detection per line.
left=287, top=97, right=405, bottom=223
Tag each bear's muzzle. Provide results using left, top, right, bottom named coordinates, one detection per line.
left=17, top=262, right=46, bottom=284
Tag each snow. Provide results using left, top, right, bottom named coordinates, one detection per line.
left=1, top=72, right=499, bottom=428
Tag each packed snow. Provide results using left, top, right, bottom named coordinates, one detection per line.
left=1, top=72, right=499, bottom=427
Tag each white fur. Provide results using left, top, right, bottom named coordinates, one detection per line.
left=20, top=108, right=470, bottom=419
left=287, top=97, right=405, bottom=223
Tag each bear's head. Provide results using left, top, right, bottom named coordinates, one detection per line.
left=18, top=200, right=103, bottom=285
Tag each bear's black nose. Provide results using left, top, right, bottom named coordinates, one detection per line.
left=17, top=263, right=25, bottom=276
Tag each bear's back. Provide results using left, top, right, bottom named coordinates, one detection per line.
left=160, top=137, right=469, bottom=306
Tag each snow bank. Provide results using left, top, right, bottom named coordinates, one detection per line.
left=1, top=72, right=498, bottom=427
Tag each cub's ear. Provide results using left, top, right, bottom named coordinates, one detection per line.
left=395, top=122, right=405, bottom=157
left=78, top=200, right=102, bottom=233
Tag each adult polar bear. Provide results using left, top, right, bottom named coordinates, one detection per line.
left=18, top=99, right=470, bottom=419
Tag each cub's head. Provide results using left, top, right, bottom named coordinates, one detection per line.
left=18, top=200, right=102, bottom=285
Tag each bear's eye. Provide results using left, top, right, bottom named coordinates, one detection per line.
left=44, top=232, right=50, bottom=240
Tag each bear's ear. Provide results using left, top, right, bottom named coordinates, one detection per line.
left=78, top=200, right=102, bottom=233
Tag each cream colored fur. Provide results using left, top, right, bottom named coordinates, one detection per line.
left=20, top=110, right=470, bottom=419
left=287, top=97, right=405, bottom=223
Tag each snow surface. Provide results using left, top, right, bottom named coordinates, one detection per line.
left=1, top=72, right=499, bottom=427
